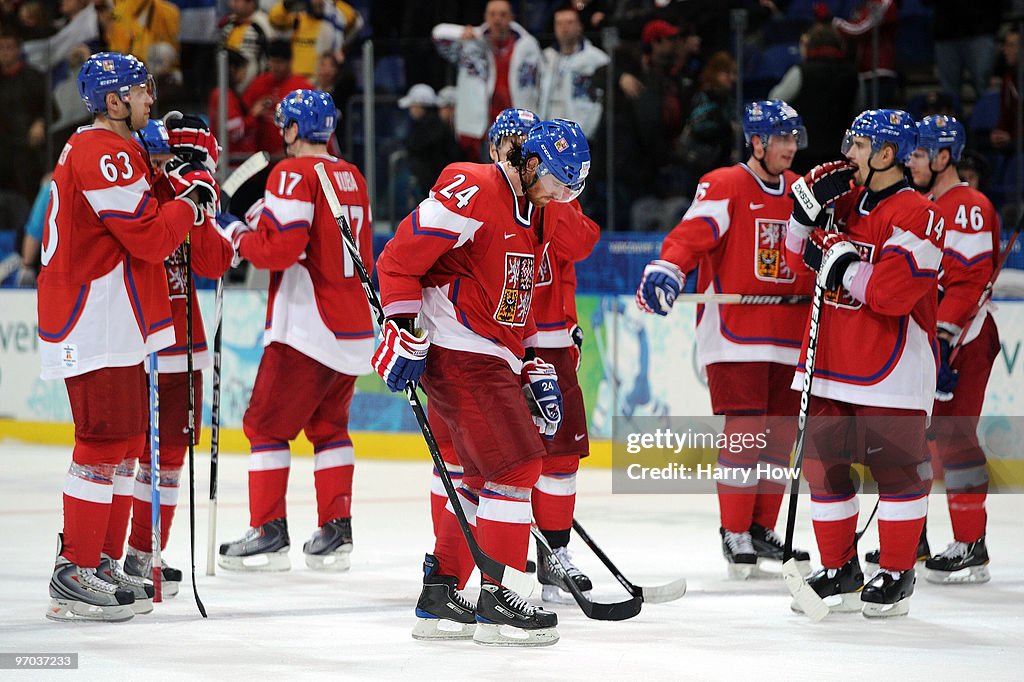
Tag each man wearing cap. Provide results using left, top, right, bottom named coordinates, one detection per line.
left=399, top=84, right=459, bottom=197
left=243, top=39, right=314, bottom=155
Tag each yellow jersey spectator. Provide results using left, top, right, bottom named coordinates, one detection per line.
left=107, top=0, right=181, bottom=62
left=268, top=0, right=363, bottom=81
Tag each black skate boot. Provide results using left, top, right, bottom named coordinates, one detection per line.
left=750, top=523, right=811, bottom=576
left=218, top=518, right=290, bottom=572
left=123, top=546, right=183, bottom=598
left=720, top=528, right=757, bottom=580
left=303, top=517, right=353, bottom=572
left=99, top=554, right=155, bottom=614
left=861, top=567, right=915, bottom=618
left=411, top=554, right=476, bottom=640
left=46, top=535, right=135, bottom=623
left=792, top=555, right=864, bottom=614
left=925, top=537, right=990, bottom=585
left=865, top=524, right=930, bottom=572
left=537, top=539, right=593, bottom=604
left=474, top=581, right=559, bottom=647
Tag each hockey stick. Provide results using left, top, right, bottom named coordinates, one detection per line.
left=782, top=209, right=834, bottom=623
left=531, top=526, right=642, bottom=620
left=183, top=236, right=207, bottom=618
left=148, top=352, right=163, bottom=602
left=206, top=150, right=270, bottom=576
left=314, top=162, right=535, bottom=596
left=674, top=293, right=811, bottom=305
left=571, top=519, right=687, bottom=604
left=0, top=252, right=21, bottom=283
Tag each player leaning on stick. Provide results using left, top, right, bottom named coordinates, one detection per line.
left=374, top=119, right=590, bottom=647
left=106, top=118, right=233, bottom=596
left=39, top=52, right=217, bottom=622
left=784, top=109, right=943, bottom=618
left=216, top=89, right=375, bottom=573
left=636, top=100, right=813, bottom=579
left=906, top=115, right=999, bottom=585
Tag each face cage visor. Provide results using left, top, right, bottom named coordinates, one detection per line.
left=535, top=160, right=585, bottom=203
left=764, top=126, right=808, bottom=150
left=122, top=75, right=157, bottom=103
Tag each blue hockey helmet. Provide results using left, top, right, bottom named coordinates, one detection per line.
left=135, top=119, right=171, bottom=155
left=274, top=89, right=337, bottom=143
left=488, top=108, right=538, bottom=147
left=78, top=52, right=154, bottom=114
left=916, top=115, right=966, bottom=163
left=521, top=118, right=591, bottom=203
left=743, top=100, right=807, bottom=149
left=842, top=109, right=917, bottom=165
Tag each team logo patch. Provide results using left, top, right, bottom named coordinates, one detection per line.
left=101, top=59, right=115, bottom=72
left=535, top=251, right=553, bottom=287
left=825, top=241, right=874, bottom=309
left=494, top=252, right=535, bottom=326
left=554, top=137, right=569, bottom=152
left=889, top=111, right=904, bottom=125
left=754, top=218, right=796, bottom=283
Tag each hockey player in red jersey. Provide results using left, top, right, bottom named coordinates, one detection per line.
left=906, top=116, right=999, bottom=584
left=99, top=119, right=232, bottom=597
left=784, top=109, right=943, bottom=617
left=216, top=90, right=374, bottom=573
left=375, top=119, right=590, bottom=646
left=40, top=52, right=217, bottom=622
left=636, top=100, right=813, bottom=578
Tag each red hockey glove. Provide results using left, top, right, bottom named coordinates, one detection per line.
left=803, top=230, right=861, bottom=290
left=165, top=112, right=220, bottom=173
left=791, top=160, right=856, bottom=226
left=166, top=158, right=217, bottom=225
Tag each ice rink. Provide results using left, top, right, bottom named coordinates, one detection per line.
left=1, top=442, right=1021, bottom=681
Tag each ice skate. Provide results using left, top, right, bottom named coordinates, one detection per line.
left=303, top=517, right=353, bottom=571
left=537, top=540, right=592, bottom=604
left=473, top=582, right=559, bottom=647
left=411, top=554, right=476, bottom=640
left=861, top=568, right=915, bottom=618
left=218, top=518, right=291, bottom=572
left=46, top=536, right=135, bottom=623
left=123, top=546, right=183, bottom=598
left=720, top=528, right=757, bottom=579
left=99, top=555, right=155, bottom=614
left=865, top=525, right=929, bottom=573
left=925, top=538, right=990, bottom=585
left=750, top=523, right=811, bottom=577
left=792, top=556, right=864, bottom=614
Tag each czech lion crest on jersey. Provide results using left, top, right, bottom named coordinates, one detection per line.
left=754, top=218, right=796, bottom=283
left=535, top=250, right=553, bottom=288
left=494, top=252, right=535, bottom=326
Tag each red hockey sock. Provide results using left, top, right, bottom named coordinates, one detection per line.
left=433, top=485, right=478, bottom=589
left=128, top=464, right=182, bottom=552
left=430, top=463, right=464, bottom=537
left=101, top=455, right=139, bottom=559
left=948, top=492, right=987, bottom=543
left=474, top=460, right=541, bottom=580
left=878, top=495, right=928, bottom=571
left=313, top=440, right=355, bottom=526
left=810, top=495, right=859, bottom=568
left=717, top=483, right=758, bottom=533
left=532, top=455, right=579, bottom=535
left=247, top=442, right=291, bottom=527
left=752, top=478, right=786, bottom=529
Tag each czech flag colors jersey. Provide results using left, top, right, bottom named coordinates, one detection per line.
left=532, top=199, right=600, bottom=348
left=237, top=154, right=375, bottom=376
left=660, top=163, right=813, bottom=369
left=377, top=162, right=550, bottom=372
left=37, top=126, right=196, bottom=380
left=932, top=183, right=999, bottom=346
left=788, top=183, right=945, bottom=412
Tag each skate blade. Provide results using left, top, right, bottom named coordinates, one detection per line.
left=411, top=617, right=476, bottom=640
left=304, top=549, right=352, bottom=572
left=217, top=551, right=291, bottom=572
left=861, top=597, right=910, bottom=618
left=783, top=559, right=829, bottom=622
left=472, top=623, right=559, bottom=647
left=925, top=564, right=990, bottom=585
left=726, top=562, right=756, bottom=580
left=131, top=598, right=154, bottom=614
left=46, top=598, right=135, bottom=623
left=160, top=581, right=180, bottom=598
left=792, top=591, right=861, bottom=615
left=540, top=584, right=592, bottom=605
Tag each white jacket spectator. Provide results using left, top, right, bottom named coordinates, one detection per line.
left=538, top=7, right=609, bottom=139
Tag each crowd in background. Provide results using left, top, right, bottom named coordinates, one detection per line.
left=3, top=0, right=1024, bottom=283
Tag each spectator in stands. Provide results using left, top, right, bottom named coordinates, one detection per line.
left=919, top=90, right=958, bottom=118
left=17, top=172, right=50, bottom=287
left=832, top=0, right=900, bottom=109
left=147, top=40, right=186, bottom=116
left=106, top=0, right=181, bottom=64
left=220, top=0, right=272, bottom=91
left=22, top=0, right=100, bottom=74
left=268, top=0, right=364, bottom=82
left=175, top=0, right=219, bottom=107
left=398, top=83, right=459, bottom=199
left=437, top=85, right=457, bottom=128
left=432, top=0, right=541, bottom=161
left=958, top=149, right=992, bottom=191
left=210, top=48, right=259, bottom=159
left=48, top=43, right=91, bottom=156
left=11, top=0, right=54, bottom=40
left=538, top=4, right=609, bottom=140
left=990, top=26, right=1020, bottom=153
left=770, top=24, right=858, bottom=173
left=925, top=0, right=1001, bottom=100
left=0, top=30, right=51, bottom=210
left=681, top=51, right=738, bottom=181
left=243, top=39, right=313, bottom=156
left=313, top=51, right=355, bottom=121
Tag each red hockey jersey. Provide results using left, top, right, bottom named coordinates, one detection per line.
left=933, top=183, right=1000, bottom=346
left=660, top=163, right=813, bottom=369
left=376, top=162, right=550, bottom=372
left=237, top=154, right=375, bottom=376
left=38, top=126, right=196, bottom=380
left=533, top=199, right=600, bottom=348
left=786, top=183, right=945, bottom=412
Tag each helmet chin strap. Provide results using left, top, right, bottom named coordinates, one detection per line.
left=106, top=95, right=137, bottom=131
left=863, top=148, right=896, bottom=190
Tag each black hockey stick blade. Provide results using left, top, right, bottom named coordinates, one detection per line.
left=532, top=527, right=642, bottom=621
left=571, top=519, right=686, bottom=603
left=315, top=162, right=534, bottom=597
left=220, top=151, right=270, bottom=208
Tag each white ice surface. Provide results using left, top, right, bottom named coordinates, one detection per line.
left=1, top=443, right=1021, bottom=681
